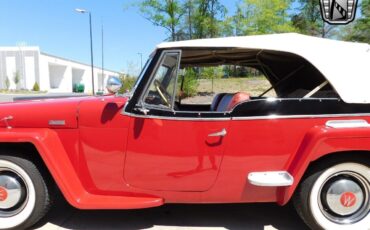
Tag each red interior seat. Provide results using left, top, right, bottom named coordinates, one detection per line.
left=226, top=92, right=250, bottom=111
left=211, top=92, right=250, bottom=112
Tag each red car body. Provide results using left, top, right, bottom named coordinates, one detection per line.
left=0, top=94, right=368, bottom=208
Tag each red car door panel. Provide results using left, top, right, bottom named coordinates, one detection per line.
left=124, top=117, right=230, bottom=192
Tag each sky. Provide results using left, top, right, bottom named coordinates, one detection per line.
left=0, top=0, right=236, bottom=74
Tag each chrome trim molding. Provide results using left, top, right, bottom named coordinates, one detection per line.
left=248, top=171, right=294, bottom=187
left=48, top=120, right=66, bottom=126
left=326, top=119, right=370, bottom=128
left=123, top=111, right=230, bottom=121
left=232, top=113, right=370, bottom=121
left=121, top=111, right=370, bottom=122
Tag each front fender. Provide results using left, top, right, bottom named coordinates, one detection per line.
left=278, top=125, right=370, bottom=205
left=0, top=128, right=163, bottom=209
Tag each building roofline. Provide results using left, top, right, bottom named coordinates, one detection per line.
left=40, top=52, right=122, bottom=75
left=0, top=46, right=40, bottom=51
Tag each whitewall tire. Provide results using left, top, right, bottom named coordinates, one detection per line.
left=0, top=155, right=53, bottom=230
left=294, top=160, right=370, bottom=230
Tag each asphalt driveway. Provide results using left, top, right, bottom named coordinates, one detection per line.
left=35, top=197, right=309, bottom=230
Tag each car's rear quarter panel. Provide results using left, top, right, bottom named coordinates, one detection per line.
left=204, top=116, right=370, bottom=204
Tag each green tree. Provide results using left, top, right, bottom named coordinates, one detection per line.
left=181, top=68, right=199, bottom=97
left=191, top=0, right=227, bottom=38
left=345, top=0, right=370, bottom=43
left=237, top=0, right=296, bottom=35
left=291, top=0, right=321, bottom=36
left=5, top=77, right=10, bottom=90
left=139, top=0, right=185, bottom=41
left=13, top=71, right=21, bottom=90
left=118, top=74, right=136, bottom=93
left=198, top=66, right=223, bottom=92
left=184, top=0, right=195, bottom=39
left=200, top=66, right=223, bottom=79
left=232, top=5, right=245, bottom=36
left=291, top=0, right=337, bottom=38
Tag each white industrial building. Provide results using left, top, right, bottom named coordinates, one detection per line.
left=0, top=46, right=121, bottom=93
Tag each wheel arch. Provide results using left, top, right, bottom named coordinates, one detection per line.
left=277, top=125, right=370, bottom=205
left=0, top=129, right=164, bottom=209
left=301, top=151, right=370, bottom=180
left=0, top=142, right=61, bottom=193
left=0, top=142, right=48, bottom=169
left=0, top=129, right=85, bottom=209
left=279, top=150, right=370, bottom=205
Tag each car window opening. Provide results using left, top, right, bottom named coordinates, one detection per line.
left=169, top=48, right=339, bottom=113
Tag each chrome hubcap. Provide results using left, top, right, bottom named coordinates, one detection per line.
left=0, top=170, right=27, bottom=217
left=319, top=172, right=370, bottom=224
left=0, top=174, right=23, bottom=209
left=325, top=179, right=364, bottom=216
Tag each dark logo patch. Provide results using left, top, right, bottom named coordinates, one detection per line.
left=320, top=0, right=358, bottom=24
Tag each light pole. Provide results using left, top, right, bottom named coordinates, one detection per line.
left=101, top=21, right=104, bottom=92
left=137, top=52, right=143, bottom=70
left=75, top=8, right=95, bottom=95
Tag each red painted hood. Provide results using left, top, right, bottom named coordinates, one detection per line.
left=0, top=96, right=88, bottom=129
left=0, top=95, right=130, bottom=129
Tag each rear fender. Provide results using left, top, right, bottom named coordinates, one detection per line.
left=277, top=125, right=370, bottom=205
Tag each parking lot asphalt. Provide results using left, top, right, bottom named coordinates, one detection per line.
left=34, top=197, right=309, bottom=230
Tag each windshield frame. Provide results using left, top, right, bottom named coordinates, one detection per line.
left=130, top=52, right=155, bottom=95
left=139, top=50, right=182, bottom=111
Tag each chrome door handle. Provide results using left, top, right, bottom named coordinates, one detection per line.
left=208, top=128, right=227, bottom=137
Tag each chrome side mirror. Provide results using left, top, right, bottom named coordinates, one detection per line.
left=106, top=76, right=122, bottom=94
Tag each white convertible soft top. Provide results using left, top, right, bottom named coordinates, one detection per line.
left=157, top=33, right=370, bottom=104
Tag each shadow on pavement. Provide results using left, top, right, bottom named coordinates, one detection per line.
left=35, top=196, right=309, bottom=230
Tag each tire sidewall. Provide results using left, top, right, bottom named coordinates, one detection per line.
left=309, top=162, right=370, bottom=230
left=0, top=158, right=37, bottom=230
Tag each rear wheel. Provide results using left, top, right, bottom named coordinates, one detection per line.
left=294, top=161, right=370, bottom=230
left=0, top=155, right=53, bottom=230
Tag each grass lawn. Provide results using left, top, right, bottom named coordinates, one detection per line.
left=0, top=90, right=47, bottom=94
left=182, top=76, right=276, bottom=104
left=197, top=76, right=276, bottom=96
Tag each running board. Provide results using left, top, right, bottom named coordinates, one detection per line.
left=248, top=171, right=294, bottom=187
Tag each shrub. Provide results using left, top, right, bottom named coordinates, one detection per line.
left=181, top=68, right=199, bottom=98
left=13, top=71, right=20, bottom=89
left=200, top=66, right=223, bottom=79
left=5, top=77, right=10, bottom=90
left=32, top=82, right=40, bottom=91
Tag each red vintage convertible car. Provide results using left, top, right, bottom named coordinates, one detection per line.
left=0, top=33, right=369, bottom=230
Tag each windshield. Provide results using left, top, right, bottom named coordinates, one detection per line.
left=143, top=52, right=180, bottom=109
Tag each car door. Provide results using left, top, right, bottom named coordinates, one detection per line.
left=124, top=50, right=230, bottom=192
